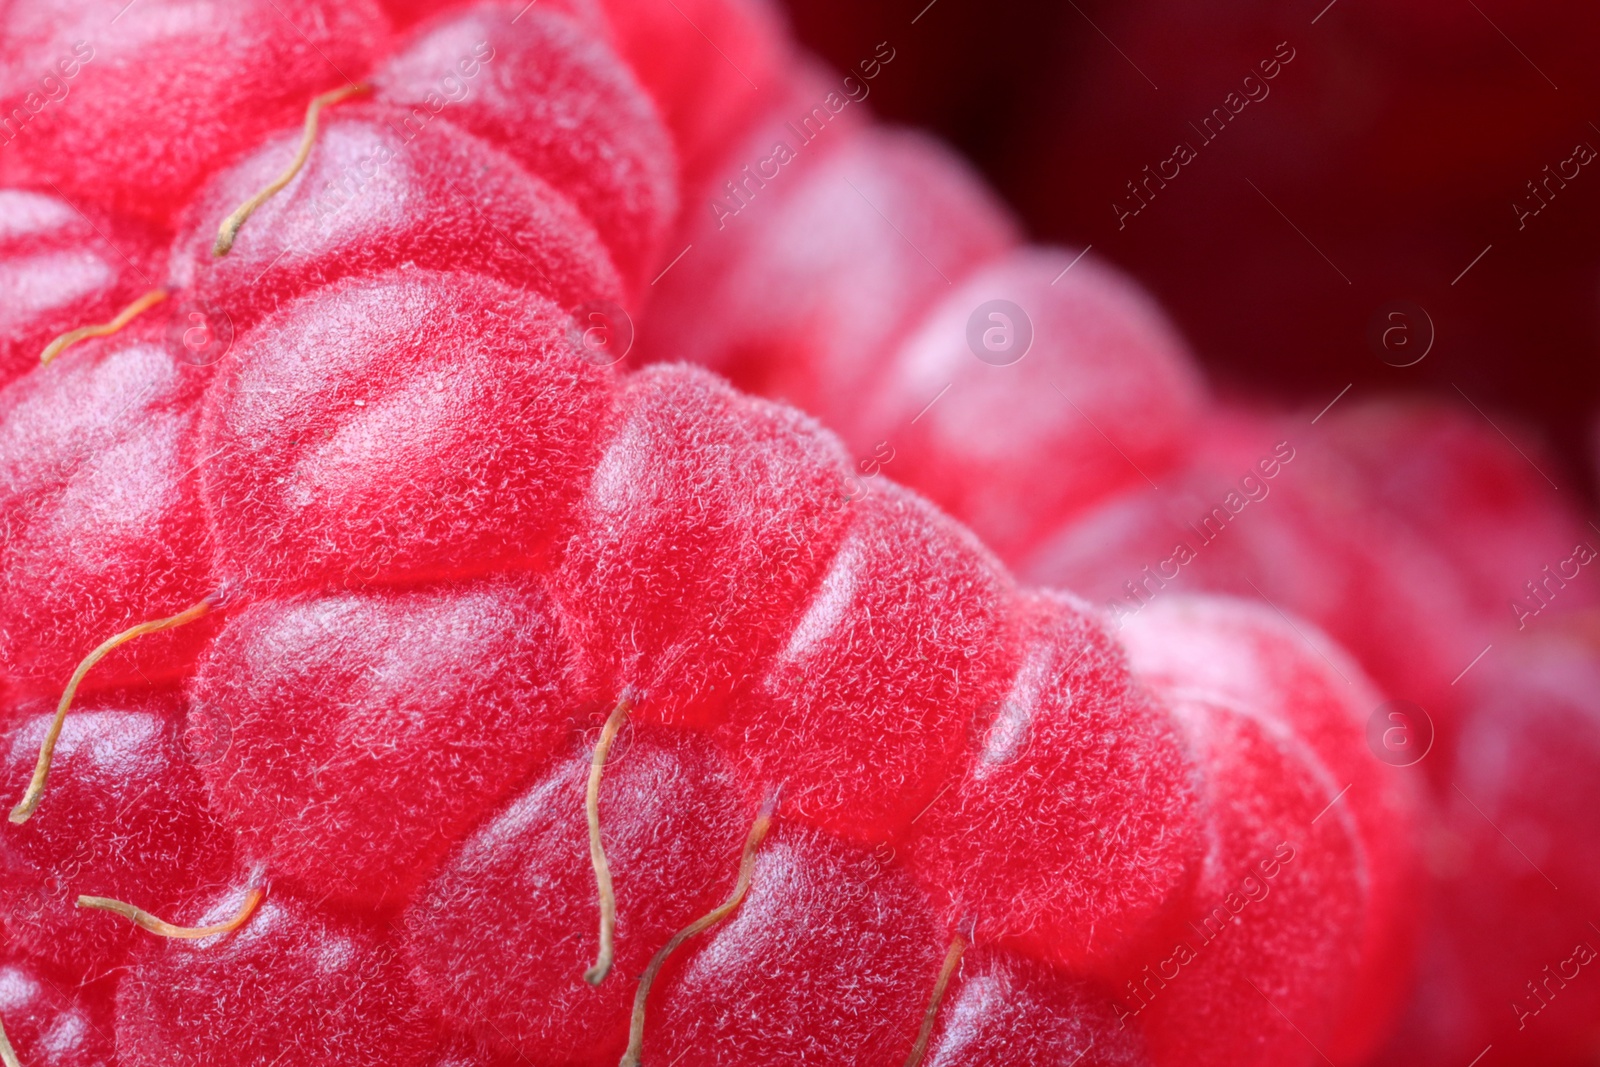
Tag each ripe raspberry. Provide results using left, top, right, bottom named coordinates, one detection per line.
left=0, top=0, right=391, bottom=224
left=718, top=480, right=1021, bottom=843
left=1385, top=617, right=1600, bottom=1065
left=189, top=574, right=587, bottom=906
left=0, top=191, right=159, bottom=387
left=0, top=692, right=231, bottom=978
left=198, top=269, right=613, bottom=597
left=921, top=947, right=1144, bottom=1067
left=0, top=320, right=215, bottom=699
left=594, top=0, right=787, bottom=180
left=0, top=1, right=1417, bottom=1063
left=1134, top=689, right=1364, bottom=1067
left=1120, top=596, right=1422, bottom=1063
left=0, top=954, right=115, bottom=1067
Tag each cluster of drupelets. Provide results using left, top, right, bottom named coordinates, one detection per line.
left=0, top=0, right=1491, bottom=1065
left=624, top=2, right=1600, bottom=1063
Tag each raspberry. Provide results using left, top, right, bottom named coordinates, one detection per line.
left=594, top=0, right=787, bottom=179
left=0, top=0, right=391, bottom=224
left=0, top=320, right=216, bottom=699
left=189, top=574, right=586, bottom=906
left=1390, top=617, right=1600, bottom=1064
left=0, top=1, right=1416, bottom=1062
left=1120, top=595, right=1422, bottom=1063
left=375, top=2, right=677, bottom=292
left=0, top=954, right=115, bottom=1067
left=1136, top=687, right=1365, bottom=1067
left=0, top=692, right=231, bottom=978
left=405, top=726, right=749, bottom=1063
left=0, top=191, right=159, bottom=388
left=1025, top=406, right=1482, bottom=720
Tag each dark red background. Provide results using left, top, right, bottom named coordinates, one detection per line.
left=779, top=0, right=1600, bottom=497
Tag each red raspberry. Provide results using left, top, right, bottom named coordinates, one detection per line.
left=0, top=2, right=1417, bottom=1063
left=188, top=575, right=586, bottom=906
left=719, top=480, right=1019, bottom=843
left=646, top=825, right=941, bottom=1067
left=0, top=0, right=391, bottom=224
left=0, top=321, right=216, bottom=699
left=594, top=0, right=787, bottom=180
left=0, top=692, right=231, bottom=978
left=0, top=191, right=159, bottom=387
left=0, top=954, right=115, bottom=1066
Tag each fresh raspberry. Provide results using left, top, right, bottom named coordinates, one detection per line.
left=1134, top=688, right=1365, bottom=1067
left=647, top=825, right=941, bottom=1067
left=1120, top=596, right=1422, bottom=1064
left=719, top=480, right=1020, bottom=844
left=0, top=2, right=1418, bottom=1063
left=0, top=191, right=159, bottom=387
left=168, top=106, right=623, bottom=334
left=375, top=2, right=677, bottom=293
left=0, top=954, right=115, bottom=1066
left=0, top=320, right=215, bottom=699
left=1024, top=406, right=1483, bottom=722
left=188, top=575, right=587, bottom=906
left=594, top=0, right=787, bottom=180
left=0, top=0, right=391, bottom=224
left=1386, top=616, right=1600, bottom=1065
left=0, top=692, right=232, bottom=978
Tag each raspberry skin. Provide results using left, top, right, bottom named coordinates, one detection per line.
left=0, top=190, right=160, bottom=388
left=188, top=574, right=589, bottom=907
left=168, top=105, right=623, bottom=334
left=0, top=0, right=392, bottom=225
left=0, top=0, right=1423, bottom=1062
left=0, top=320, right=216, bottom=700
